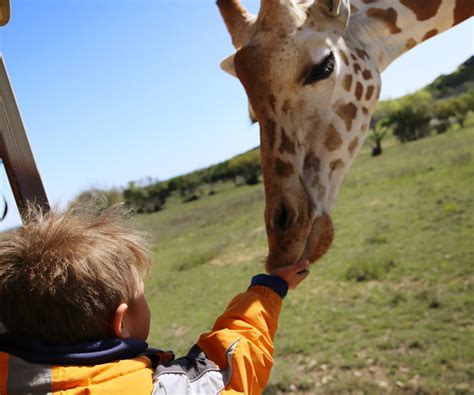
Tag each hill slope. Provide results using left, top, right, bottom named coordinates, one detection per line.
left=426, top=55, right=474, bottom=99
left=141, top=124, right=474, bottom=394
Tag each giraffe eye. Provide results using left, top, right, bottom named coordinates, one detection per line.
left=303, top=52, right=335, bottom=85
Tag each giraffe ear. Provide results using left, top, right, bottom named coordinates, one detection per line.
left=220, top=54, right=237, bottom=78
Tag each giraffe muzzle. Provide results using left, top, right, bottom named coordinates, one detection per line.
left=265, top=200, right=334, bottom=272
left=300, top=213, right=334, bottom=263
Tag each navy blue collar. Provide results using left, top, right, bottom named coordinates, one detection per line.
left=0, top=333, right=149, bottom=365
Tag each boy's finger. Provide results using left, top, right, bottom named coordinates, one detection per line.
left=296, top=268, right=310, bottom=276
left=293, top=259, right=310, bottom=273
left=269, top=259, right=310, bottom=277
left=288, top=267, right=310, bottom=289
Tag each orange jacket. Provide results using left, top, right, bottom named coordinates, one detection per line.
left=0, top=276, right=285, bottom=394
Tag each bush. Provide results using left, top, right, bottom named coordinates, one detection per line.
left=385, top=91, right=434, bottom=142
left=228, top=149, right=261, bottom=185
left=123, top=180, right=168, bottom=213
left=345, top=258, right=396, bottom=282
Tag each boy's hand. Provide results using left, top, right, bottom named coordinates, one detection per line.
left=269, top=260, right=310, bottom=290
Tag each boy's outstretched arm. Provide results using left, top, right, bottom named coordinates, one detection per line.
left=196, top=260, right=310, bottom=394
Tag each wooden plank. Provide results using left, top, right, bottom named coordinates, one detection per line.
left=0, top=0, right=10, bottom=26
left=0, top=56, right=49, bottom=220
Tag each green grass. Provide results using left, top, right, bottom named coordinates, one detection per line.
left=140, top=125, right=474, bottom=394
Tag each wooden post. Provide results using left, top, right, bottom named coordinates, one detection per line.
left=0, top=57, right=49, bottom=221
left=0, top=0, right=10, bottom=26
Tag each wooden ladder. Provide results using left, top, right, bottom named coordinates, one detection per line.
left=0, top=56, right=49, bottom=222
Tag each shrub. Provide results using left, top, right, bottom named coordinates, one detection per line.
left=123, top=180, right=168, bottom=213
left=345, top=258, right=396, bottom=282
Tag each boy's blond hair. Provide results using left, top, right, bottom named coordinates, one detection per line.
left=0, top=203, right=151, bottom=344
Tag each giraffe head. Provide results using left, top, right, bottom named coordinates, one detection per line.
left=218, top=0, right=381, bottom=271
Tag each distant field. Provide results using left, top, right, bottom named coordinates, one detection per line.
left=140, top=125, right=474, bottom=394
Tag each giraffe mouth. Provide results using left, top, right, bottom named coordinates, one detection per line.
left=298, top=213, right=334, bottom=263
left=265, top=212, right=334, bottom=272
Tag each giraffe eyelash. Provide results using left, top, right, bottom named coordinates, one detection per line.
left=302, top=52, right=336, bottom=85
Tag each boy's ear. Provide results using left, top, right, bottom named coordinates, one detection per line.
left=112, top=303, right=130, bottom=339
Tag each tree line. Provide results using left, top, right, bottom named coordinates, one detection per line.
left=74, top=148, right=261, bottom=213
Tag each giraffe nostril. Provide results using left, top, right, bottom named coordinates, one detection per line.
left=272, top=203, right=293, bottom=233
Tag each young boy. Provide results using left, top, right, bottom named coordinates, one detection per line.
left=0, top=204, right=310, bottom=394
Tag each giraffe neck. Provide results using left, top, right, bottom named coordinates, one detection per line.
left=348, top=0, right=473, bottom=72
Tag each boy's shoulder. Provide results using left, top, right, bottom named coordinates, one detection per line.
left=0, top=332, right=238, bottom=395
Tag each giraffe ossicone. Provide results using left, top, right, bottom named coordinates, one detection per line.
left=217, top=0, right=473, bottom=271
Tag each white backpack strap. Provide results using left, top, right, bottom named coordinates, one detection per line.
left=152, top=340, right=239, bottom=395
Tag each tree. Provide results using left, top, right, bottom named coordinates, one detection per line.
left=167, top=175, right=201, bottom=203
left=209, top=161, right=232, bottom=183
left=368, top=123, right=390, bottom=156
left=385, top=91, right=434, bottom=142
left=228, top=150, right=261, bottom=185
left=434, top=90, right=474, bottom=130
left=368, top=99, right=400, bottom=156
left=123, top=180, right=168, bottom=213
left=455, top=90, right=474, bottom=128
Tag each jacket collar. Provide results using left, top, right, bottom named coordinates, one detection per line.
left=0, top=333, right=148, bottom=365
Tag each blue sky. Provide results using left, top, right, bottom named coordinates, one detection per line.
left=0, top=0, right=472, bottom=230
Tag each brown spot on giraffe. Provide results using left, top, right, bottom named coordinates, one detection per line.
left=362, top=70, right=373, bottom=80
left=400, top=0, right=442, bottom=21
left=342, top=74, right=353, bottom=92
left=353, top=63, right=362, bottom=75
left=355, top=48, right=369, bottom=60
left=350, top=53, right=357, bottom=61
left=362, top=107, right=369, bottom=116
left=422, top=29, right=438, bottom=41
left=282, top=99, right=292, bottom=115
left=454, top=0, right=474, bottom=25
left=362, top=0, right=378, bottom=3
left=337, top=102, right=358, bottom=131
left=279, top=128, right=296, bottom=155
left=329, top=159, right=345, bottom=180
left=348, top=137, right=359, bottom=157
left=339, top=50, right=350, bottom=66
left=262, top=119, right=277, bottom=149
left=405, top=38, right=417, bottom=50
left=350, top=4, right=359, bottom=13
left=355, top=82, right=364, bottom=101
left=366, top=85, right=375, bottom=101
left=303, top=151, right=321, bottom=172
left=275, top=158, right=294, bottom=178
left=324, top=124, right=343, bottom=151
left=367, top=7, right=402, bottom=34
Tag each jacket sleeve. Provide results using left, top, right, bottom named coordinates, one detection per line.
left=196, top=276, right=287, bottom=394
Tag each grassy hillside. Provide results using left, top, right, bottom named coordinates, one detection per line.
left=139, top=122, right=474, bottom=394
left=427, top=56, right=474, bottom=99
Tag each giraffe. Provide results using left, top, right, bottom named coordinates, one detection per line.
left=217, top=0, right=473, bottom=271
